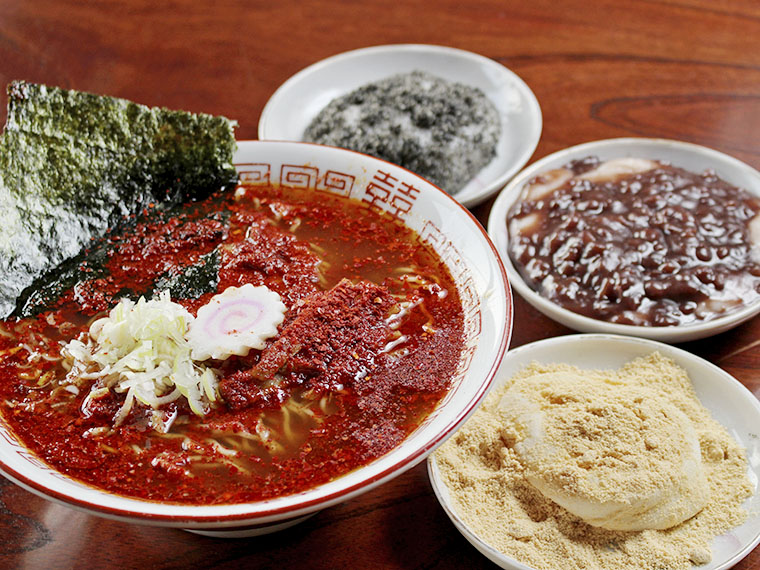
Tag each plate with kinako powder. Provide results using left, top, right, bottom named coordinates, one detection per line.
left=258, top=44, right=542, bottom=208
left=429, top=334, right=760, bottom=570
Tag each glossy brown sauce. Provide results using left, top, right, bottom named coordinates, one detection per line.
left=507, top=157, right=760, bottom=326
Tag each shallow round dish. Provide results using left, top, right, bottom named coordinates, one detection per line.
left=487, top=137, right=760, bottom=343
left=0, top=140, right=513, bottom=536
left=428, top=333, right=760, bottom=570
left=258, top=44, right=542, bottom=208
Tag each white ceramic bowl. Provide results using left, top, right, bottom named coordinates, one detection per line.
left=0, top=140, right=513, bottom=536
left=487, top=138, right=760, bottom=343
left=428, top=333, right=760, bottom=570
left=258, top=44, right=542, bottom=208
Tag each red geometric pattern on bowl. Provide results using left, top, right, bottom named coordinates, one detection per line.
left=360, top=169, right=422, bottom=222
left=316, top=170, right=355, bottom=197
left=238, top=163, right=271, bottom=185
left=280, top=164, right=318, bottom=189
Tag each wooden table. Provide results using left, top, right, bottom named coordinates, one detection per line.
left=1, top=1, right=758, bottom=568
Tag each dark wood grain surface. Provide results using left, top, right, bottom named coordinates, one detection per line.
left=0, top=1, right=758, bottom=568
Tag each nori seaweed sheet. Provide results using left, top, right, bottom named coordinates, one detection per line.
left=0, top=81, right=237, bottom=318
left=151, top=248, right=221, bottom=301
left=12, top=205, right=227, bottom=318
left=11, top=234, right=111, bottom=318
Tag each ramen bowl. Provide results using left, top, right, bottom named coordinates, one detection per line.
left=0, top=140, right=513, bottom=536
left=487, top=138, right=760, bottom=343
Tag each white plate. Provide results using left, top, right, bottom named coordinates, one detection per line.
left=487, top=137, right=760, bottom=343
left=258, top=44, right=542, bottom=208
left=428, top=333, right=760, bottom=570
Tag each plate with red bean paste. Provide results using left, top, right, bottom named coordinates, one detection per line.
left=489, top=138, right=760, bottom=341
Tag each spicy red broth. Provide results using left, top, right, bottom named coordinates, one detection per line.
left=0, top=183, right=464, bottom=504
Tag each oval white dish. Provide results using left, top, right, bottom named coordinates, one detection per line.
left=487, top=137, right=760, bottom=343
left=428, top=333, right=760, bottom=570
left=258, top=43, right=542, bottom=208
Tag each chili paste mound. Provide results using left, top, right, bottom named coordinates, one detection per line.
left=0, top=183, right=465, bottom=504
left=507, top=156, right=760, bottom=326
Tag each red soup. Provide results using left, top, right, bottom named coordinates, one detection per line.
left=0, top=183, right=464, bottom=504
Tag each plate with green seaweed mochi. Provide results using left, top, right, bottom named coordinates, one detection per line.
left=0, top=81, right=238, bottom=318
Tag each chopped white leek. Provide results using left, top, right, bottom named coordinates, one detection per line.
left=62, top=285, right=287, bottom=429
left=63, top=291, right=218, bottom=426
